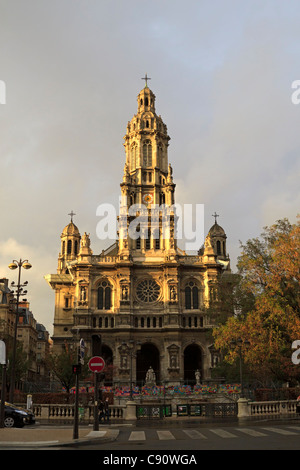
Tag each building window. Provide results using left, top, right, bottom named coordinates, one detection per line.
left=143, top=140, right=152, bottom=167
left=217, top=240, right=221, bottom=255
left=185, top=281, right=199, bottom=309
left=136, top=279, right=160, bottom=303
left=145, top=230, right=151, bottom=250
left=97, top=281, right=112, bottom=310
left=131, top=143, right=138, bottom=170
left=67, top=240, right=72, bottom=254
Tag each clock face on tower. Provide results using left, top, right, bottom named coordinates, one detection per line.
left=142, top=193, right=153, bottom=205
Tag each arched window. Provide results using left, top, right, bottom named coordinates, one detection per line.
left=131, top=143, right=138, bottom=170
left=217, top=240, right=221, bottom=255
left=143, top=140, right=152, bottom=167
left=97, top=281, right=112, bottom=310
left=157, top=146, right=163, bottom=168
left=67, top=240, right=72, bottom=254
left=185, top=281, right=199, bottom=309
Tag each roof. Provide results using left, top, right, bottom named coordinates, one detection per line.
left=61, top=221, right=80, bottom=237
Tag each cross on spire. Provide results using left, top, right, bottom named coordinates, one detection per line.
left=68, top=210, right=76, bottom=223
left=212, top=212, right=219, bottom=224
left=141, top=73, right=151, bottom=88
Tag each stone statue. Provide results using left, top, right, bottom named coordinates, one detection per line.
left=145, top=366, right=156, bottom=386
left=81, top=232, right=91, bottom=248
left=195, top=369, right=201, bottom=385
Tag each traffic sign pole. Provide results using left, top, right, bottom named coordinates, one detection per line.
left=73, top=344, right=82, bottom=440
left=88, top=356, right=105, bottom=431
left=0, top=340, right=6, bottom=428
left=94, top=372, right=99, bottom=431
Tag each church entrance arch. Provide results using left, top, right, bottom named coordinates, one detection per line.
left=184, top=344, right=202, bottom=385
left=136, top=343, right=160, bottom=386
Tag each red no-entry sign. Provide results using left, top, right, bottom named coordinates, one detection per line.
left=88, top=356, right=105, bottom=373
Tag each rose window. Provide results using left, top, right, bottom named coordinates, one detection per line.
left=136, top=279, right=160, bottom=303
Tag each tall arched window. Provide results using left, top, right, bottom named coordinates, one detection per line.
left=143, top=140, right=152, bottom=167
left=185, top=281, right=199, bottom=309
left=67, top=240, right=72, bottom=254
left=157, top=145, right=163, bottom=168
left=217, top=240, right=221, bottom=255
left=131, top=143, right=138, bottom=170
left=97, top=281, right=112, bottom=310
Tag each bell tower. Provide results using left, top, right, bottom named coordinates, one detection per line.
left=57, top=211, right=81, bottom=274
left=119, top=77, right=177, bottom=255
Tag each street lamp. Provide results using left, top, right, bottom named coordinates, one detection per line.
left=8, top=259, right=32, bottom=403
left=230, top=338, right=250, bottom=398
left=120, top=340, right=141, bottom=400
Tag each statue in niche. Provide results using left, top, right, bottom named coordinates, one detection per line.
left=122, top=285, right=129, bottom=300
left=80, top=286, right=87, bottom=302
left=121, top=355, right=128, bottom=369
left=170, top=354, right=177, bottom=368
left=170, top=285, right=177, bottom=301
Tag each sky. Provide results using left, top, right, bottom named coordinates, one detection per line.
left=0, top=0, right=299, bottom=335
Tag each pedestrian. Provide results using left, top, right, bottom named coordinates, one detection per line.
left=98, top=400, right=105, bottom=422
left=104, top=397, right=110, bottom=422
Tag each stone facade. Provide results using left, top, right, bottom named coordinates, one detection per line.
left=45, top=84, right=231, bottom=386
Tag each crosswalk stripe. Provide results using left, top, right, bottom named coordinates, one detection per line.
left=261, top=427, right=298, bottom=436
left=157, top=430, right=176, bottom=440
left=286, top=426, right=300, bottom=432
left=209, top=428, right=238, bottom=438
left=129, top=431, right=146, bottom=441
left=237, top=428, right=267, bottom=437
left=183, top=429, right=208, bottom=439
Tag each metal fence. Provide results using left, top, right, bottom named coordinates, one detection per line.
left=136, top=404, right=172, bottom=419
left=177, top=402, right=238, bottom=418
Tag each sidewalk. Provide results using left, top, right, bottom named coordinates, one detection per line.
left=0, top=424, right=119, bottom=448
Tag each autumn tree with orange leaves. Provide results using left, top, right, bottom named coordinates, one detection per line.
left=213, top=216, right=300, bottom=386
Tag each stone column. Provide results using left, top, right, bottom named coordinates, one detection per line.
left=237, top=397, right=250, bottom=418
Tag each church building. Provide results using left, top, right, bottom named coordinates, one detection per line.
left=45, top=80, right=230, bottom=387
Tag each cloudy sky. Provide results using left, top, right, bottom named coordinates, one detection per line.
left=0, top=0, right=299, bottom=335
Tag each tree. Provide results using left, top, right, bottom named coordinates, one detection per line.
left=47, top=348, right=82, bottom=394
left=213, top=216, right=300, bottom=385
left=0, top=339, right=30, bottom=396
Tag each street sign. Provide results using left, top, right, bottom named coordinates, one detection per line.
left=88, top=356, right=105, bottom=373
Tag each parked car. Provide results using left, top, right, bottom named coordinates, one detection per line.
left=5, top=402, right=35, bottom=425
left=1, top=402, right=30, bottom=428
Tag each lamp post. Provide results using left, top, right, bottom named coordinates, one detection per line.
left=120, top=340, right=141, bottom=400
left=8, top=259, right=32, bottom=403
left=230, top=338, right=250, bottom=398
